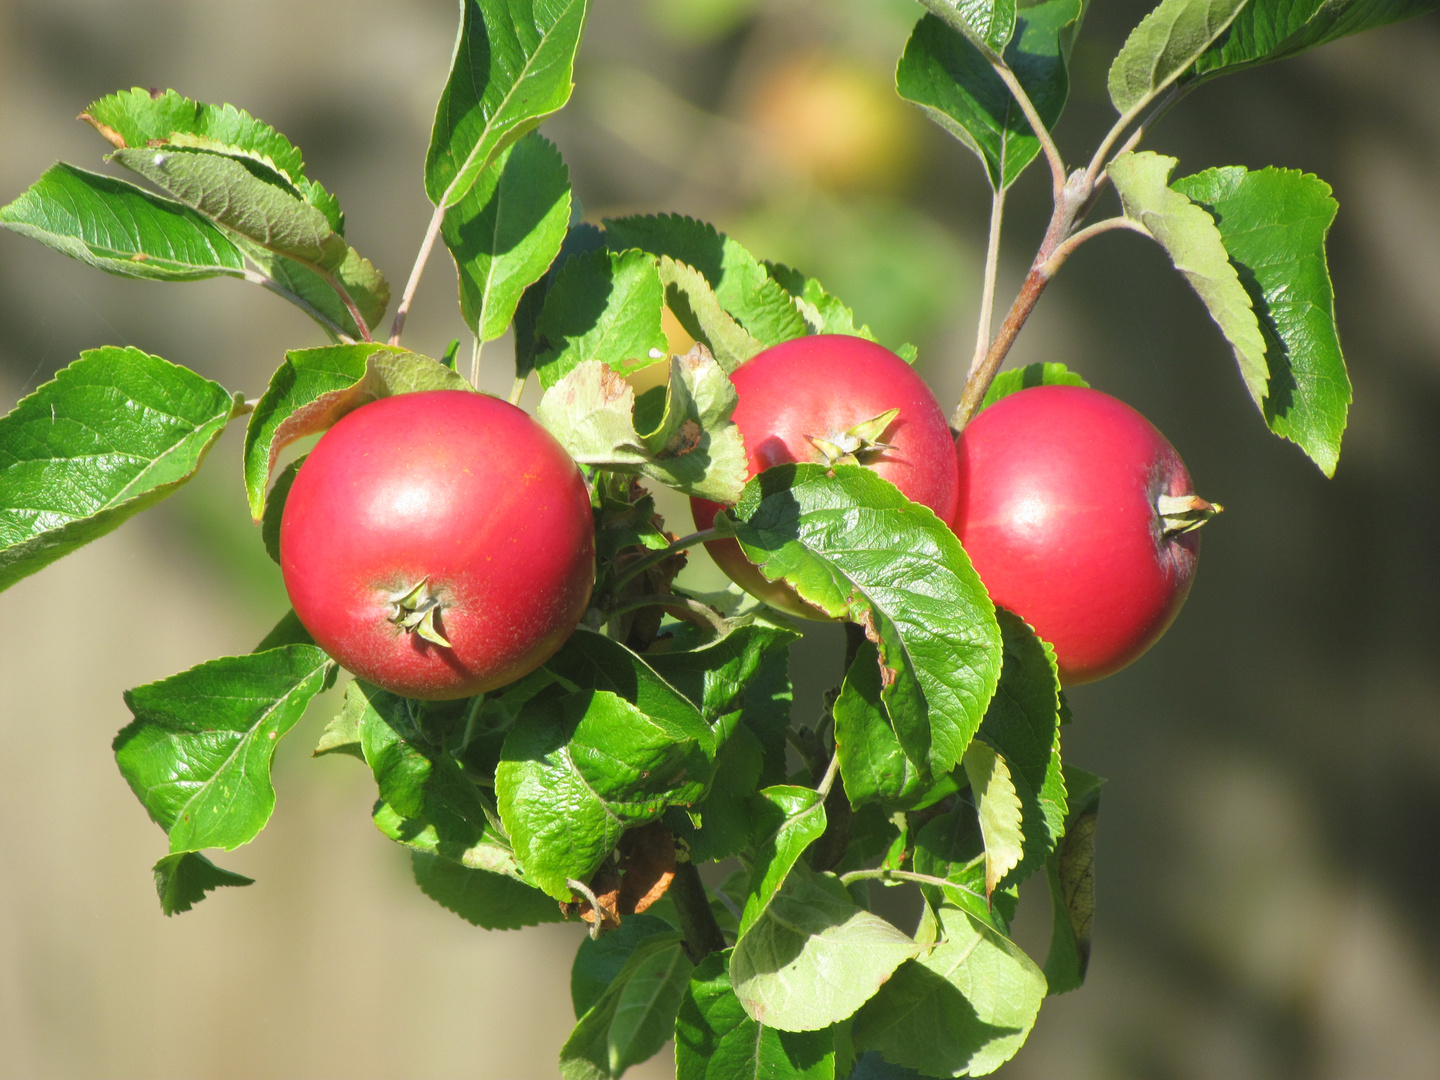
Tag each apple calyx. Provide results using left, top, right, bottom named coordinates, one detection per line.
left=1157, top=493, right=1223, bottom=537
left=387, top=577, right=452, bottom=647
left=806, top=408, right=901, bottom=466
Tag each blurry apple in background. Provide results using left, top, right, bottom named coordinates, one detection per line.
left=744, top=53, right=920, bottom=193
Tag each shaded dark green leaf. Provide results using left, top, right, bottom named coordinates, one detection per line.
left=571, top=913, right=677, bottom=1018
left=152, top=851, right=254, bottom=916
left=898, top=0, right=1087, bottom=189
left=560, top=932, right=692, bottom=1079
left=1043, top=765, right=1103, bottom=994
left=676, top=950, right=836, bottom=1080
left=411, top=850, right=562, bottom=931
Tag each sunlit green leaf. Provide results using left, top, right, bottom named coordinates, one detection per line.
left=723, top=464, right=1002, bottom=776
left=604, top=214, right=809, bottom=347
left=851, top=903, right=1045, bottom=1076
left=115, top=645, right=336, bottom=855
left=1173, top=166, right=1349, bottom=475
left=658, top=257, right=765, bottom=372
left=534, top=248, right=669, bottom=388
left=1109, top=151, right=1269, bottom=408
left=737, top=785, right=828, bottom=938
left=443, top=131, right=571, bottom=343
left=0, top=347, right=241, bottom=592
left=1191, top=0, right=1440, bottom=83
left=980, top=361, right=1088, bottom=408
left=426, top=0, right=592, bottom=209
left=730, top=866, right=920, bottom=1032
left=962, top=741, right=1025, bottom=897
left=1107, top=0, right=1249, bottom=116
left=0, top=164, right=246, bottom=280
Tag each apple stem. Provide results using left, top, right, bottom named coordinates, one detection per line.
left=1158, top=493, right=1223, bottom=536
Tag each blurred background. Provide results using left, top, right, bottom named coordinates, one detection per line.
left=2, top=0, right=1439, bottom=1077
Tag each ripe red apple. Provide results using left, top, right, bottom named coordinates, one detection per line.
left=691, top=334, right=959, bottom=619
left=952, top=385, right=1218, bottom=684
left=279, top=389, right=595, bottom=699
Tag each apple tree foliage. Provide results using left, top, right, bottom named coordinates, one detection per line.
left=0, top=0, right=1432, bottom=1075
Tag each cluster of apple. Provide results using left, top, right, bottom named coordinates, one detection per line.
left=280, top=334, right=1216, bottom=699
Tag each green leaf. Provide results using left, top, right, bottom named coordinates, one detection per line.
left=443, top=131, right=571, bottom=343
left=352, top=681, right=523, bottom=876
left=0, top=163, right=246, bottom=280
left=737, top=785, right=829, bottom=938
left=850, top=903, right=1046, bottom=1077
left=911, top=806, right=1015, bottom=931
left=730, top=866, right=920, bottom=1032
left=603, top=214, right=809, bottom=347
left=668, top=721, right=764, bottom=863
left=973, top=610, right=1067, bottom=889
left=1192, top=0, right=1440, bottom=83
left=115, top=645, right=336, bottom=856
left=765, top=261, right=877, bottom=342
left=152, top=852, right=254, bottom=916
left=242, top=343, right=470, bottom=518
left=1172, top=166, right=1349, bottom=475
left=109, top=144, right=387, bottom=337
left=537, top=346, right=747, bottom=502
left=313, top=678, right=366, bottom=760
left=834, top=639, right=960, bottom=811
left=255, top=609, right=314, bottom=652
left=1109, top=151, right=1269, bottom=408
left=897, top=0, right=1087, bottom=190
left=935, top=0, right=1020, bottom=50
left=260, top=455, right=303, bottom=564
left=742, top=646, right=795, bottom=789
left=81, top=87, right=333, bottom=222
left=724, top=464, right=1002, bottom=776
left=560, top=932, right=693, bottom=1080
left=426, top=0, right=592, bottom=209
left=980, top=361, right=1088, bottom=408
left=657, top=257, right=765, bottom=372
left=1107, top=0, right=1249, bottom=117
left=534, top=249, right=669, bottom=388
left=1043, top=765, right=1103, bottom=994
left=676, top=951, right=836, bottom=1080
left=647, top=622, right=800, bottom=722
left=515, top=222, right=609, bottom=380
left=496, top=685, right=713, bottom=900
left=112, top=145, right=345, bottom=267
left=543, top=628, right=717, bottom=749
left=572, top=913, right=677, bottom=1018
left=0, top=346, right=241, bottom=592
left=411, top=850, right=563, bottom=930
left=961, top=741, right=1024, bottom=898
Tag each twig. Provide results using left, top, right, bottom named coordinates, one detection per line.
left=669, top=860, right=727, bottom=962
left=1037, top=216, right=1152, bottom=277
left=839, top=867, right=986, bottom=903
left=607, top=593, right=728, bottom=635
left=389, top=203, right=447, bottom=346
left=566, top=878, right=607, bottom=940
left=988, top=62, right=1066, bottom=199
left=970, top=187, right=1007, bottom=383
left=816, top=753, right=841, bottom=799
